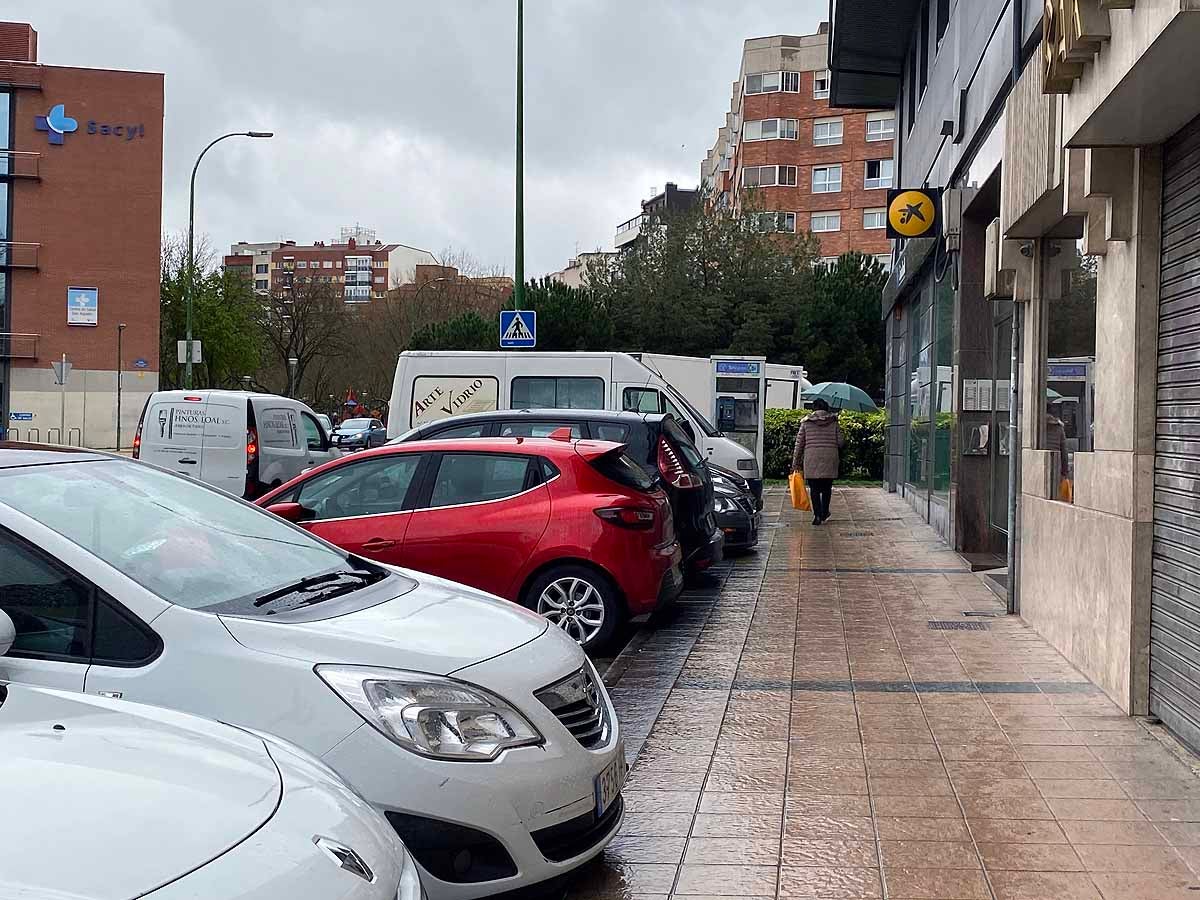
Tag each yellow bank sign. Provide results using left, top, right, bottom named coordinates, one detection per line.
left=886, top=188, right=942, bottom=241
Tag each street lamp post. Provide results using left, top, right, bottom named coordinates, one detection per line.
left=185, top=130, right=273, bottom=389
left=287, top=356, right=299, bottom=398
left=514, top=0, right=525, bottom=308
left=116, top=322, right=126, bottom=450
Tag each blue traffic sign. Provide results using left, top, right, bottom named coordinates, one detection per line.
left=500, top=310, right=536, bottom=348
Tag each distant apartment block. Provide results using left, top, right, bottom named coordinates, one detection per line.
left=614, top=183, right=700, bottom=250
left=701, top=24, right=894, bottom=269
left=224, top=227, right=437, bottom=302
left=547, top=251, right=618, bottom=288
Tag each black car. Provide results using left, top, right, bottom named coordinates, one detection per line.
left=711, top=475, right=761, bottom=551
left=394, top=408, right=724, bottom=573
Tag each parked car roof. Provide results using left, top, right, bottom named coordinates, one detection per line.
left=418, top=408, right=666, bottom=427
left=0, top=442, right=110, bottom=468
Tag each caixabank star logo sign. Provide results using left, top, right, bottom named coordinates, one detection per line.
left=34, top=103, right=78, bottom=145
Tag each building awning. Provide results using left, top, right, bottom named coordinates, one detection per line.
left=829, top=0, right=921, bottom=108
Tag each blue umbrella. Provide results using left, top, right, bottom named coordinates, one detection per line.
left=802, top=382, right=879, bottom=412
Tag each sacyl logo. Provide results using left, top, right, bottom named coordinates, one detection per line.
left=34, top=102, right=146, bottom=147
left=34, top=103, right=78, bottom=145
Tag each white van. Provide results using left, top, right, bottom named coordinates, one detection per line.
left=388, top=351, right=763, bottom=492
left=634, top=352, right=813, bottom=411
left=133, top=390, right=340, bottom=498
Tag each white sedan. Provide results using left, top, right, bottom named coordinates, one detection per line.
left=0, top=446, right=624, bottom=900
left=0, top=680, right=422, bottom=900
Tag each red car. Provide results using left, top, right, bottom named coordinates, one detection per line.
left=256, top=435, right=684, bottom=651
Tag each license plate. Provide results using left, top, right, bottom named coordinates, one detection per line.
left=594, top=747, right=625, bottom=818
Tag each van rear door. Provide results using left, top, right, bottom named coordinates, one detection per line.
left=139, top=395, right=207, bottom=479
left=198, top=397, right=249, bottom=496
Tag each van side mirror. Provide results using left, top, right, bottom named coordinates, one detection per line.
left=266, top=502, right=312, bottom=523
left=0, top=609, right=15, bottom=656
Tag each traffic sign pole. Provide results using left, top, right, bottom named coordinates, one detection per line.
left=59, top=352, right=66, bottom=444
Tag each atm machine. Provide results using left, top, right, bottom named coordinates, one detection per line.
left=711, top=355, right=767, bottom=470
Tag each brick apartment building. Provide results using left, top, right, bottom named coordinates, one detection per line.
left=702, top=24, right=894, bottom=268
left=224, top=227, right=438, bottom=302
left=0, top=21, right=164, bottom=448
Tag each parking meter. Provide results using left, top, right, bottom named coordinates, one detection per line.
left=710, top=356, right=767, bottom=470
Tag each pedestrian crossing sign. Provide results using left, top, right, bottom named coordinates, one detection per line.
left=500, top=310, right=537, bottom=348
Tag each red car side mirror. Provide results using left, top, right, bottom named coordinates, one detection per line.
left=266, top=502, right=309, bottom=523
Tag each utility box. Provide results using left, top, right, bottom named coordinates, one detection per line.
left=711, top=356, right=767, bottom=470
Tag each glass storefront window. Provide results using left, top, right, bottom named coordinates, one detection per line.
left=932, top=279, right=954, bottom=501
left=907, top=290, right=933, bottom=496
left=1044, top=240, right=1097, bottom=503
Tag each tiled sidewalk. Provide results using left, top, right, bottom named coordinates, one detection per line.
left=571, top=487, right=1200, bottom=900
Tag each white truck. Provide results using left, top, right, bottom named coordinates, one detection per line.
left=387, top=350, right=763, bottom=491
left=634, top=353, right=812, bottom=412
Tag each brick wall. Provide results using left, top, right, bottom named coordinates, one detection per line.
left=0, top=22, right=37, bottom=62
left=10, top=63, right=164, bottom=373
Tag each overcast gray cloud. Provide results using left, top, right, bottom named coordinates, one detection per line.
left=13, top=1, right=828, bottom=276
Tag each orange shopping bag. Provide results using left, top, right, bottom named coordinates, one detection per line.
left=1058, top=477, right=1073, bottom=504
left=790, top=472, right=812, bottom=511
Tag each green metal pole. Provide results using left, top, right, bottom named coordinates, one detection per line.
left=514, top=0, right=525, bottom=308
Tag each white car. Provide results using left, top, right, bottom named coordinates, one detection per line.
left=0, top=446, right=624, bottom=900
left=0, top=680, right=422, bottom=900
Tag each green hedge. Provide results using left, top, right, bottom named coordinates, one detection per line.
left=763, top=408, right=887, bottom=481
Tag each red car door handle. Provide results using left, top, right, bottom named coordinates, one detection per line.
left=361, top=538, right=396, bottom=551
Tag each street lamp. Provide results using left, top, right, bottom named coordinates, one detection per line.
left=185, top=130, right=273, bottom=389
left=116, top=322, right=126, bottom=450
left=287, top=356, right=299, bottom=398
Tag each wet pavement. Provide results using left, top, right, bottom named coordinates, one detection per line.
left=571, top=486, right=1200, bottom=900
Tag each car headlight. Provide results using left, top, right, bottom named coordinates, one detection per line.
left=317, top=666, right=542, bottom=761
left=714, top=495, right=737, bottom=513
left=398, top=848, right=424, bottom=900
left=736, top=458, right=757, bottom=473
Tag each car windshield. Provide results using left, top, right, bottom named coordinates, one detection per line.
left=0, top=459, right=404, bottom=614
left=662, top=386, right=720, bottom=437
left=341, top=418, right=372, bottom=429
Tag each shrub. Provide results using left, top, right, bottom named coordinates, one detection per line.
left=763, top=408, right=886, bottom=481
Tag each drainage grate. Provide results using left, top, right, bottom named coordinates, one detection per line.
left=928, top=620, right=990, bottom=631
left=840, top=531, right=873, bottom=538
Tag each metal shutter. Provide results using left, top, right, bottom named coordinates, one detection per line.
left=1152, top=115, right=1200, bottom=750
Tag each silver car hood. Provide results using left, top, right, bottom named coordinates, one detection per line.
left=0, top=685, right=280, bottom=900
left=221, top=569, right=549, bottom=675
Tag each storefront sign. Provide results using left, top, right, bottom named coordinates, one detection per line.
left=67, top=286, right=98, bottom=326
left=715, top=361, right=762, bottom=375
left=887, top=188, right=942, bottom=240
left=35, top=102, right=147, bottom=147
left=8, top=412, right=32, bottom=421
left=1042, top=0, right=1112, bottom=94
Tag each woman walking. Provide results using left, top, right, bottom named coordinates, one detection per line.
left=792, top=399, right=845, bottom=525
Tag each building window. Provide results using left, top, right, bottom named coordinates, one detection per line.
left=782, top=71, right=800, bottom=93
left=813, top=117, right=844, bottom=146
left=936, top=0, right=950, bottom=46
left=812, top=165, right=842, bottom=193
left=374, top=275, right=384, bottom=284
left=254, top=279, right=268, bottom=290
left=744, top=118, right=798, bottom=141
left=750, top=211, right=797, bottom=233
left=296, top=261, right=308, bottom=268
left=820, top=256, right=839, bottom=268
left=866, top=112, right=896, bottom=142
left=742, top=165, right=797, bottom=188
left=813, top=70, right=830, bottom=100
left=810, top=212, right=841, bottom=233
left=254, top=263, right=268, bottom=274
left=335, top=261, right=342, bottom=268
left=322, top=260, right=333, bottom=269
left=345, top=285, right=370, bottom=300
left=864, top=208, right=887, bottom=229
left=373, top=260, right=387, bottom=268
left=744, top=71, right=781, bottom=95
left=919, top=0, right=930, bottom=96
left=865, top=159, right=894, bottom=190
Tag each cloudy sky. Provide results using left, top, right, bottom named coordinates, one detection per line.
left=15, top=1, right=827, bottom=276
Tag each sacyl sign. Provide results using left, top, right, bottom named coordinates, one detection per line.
left=35, top=103, right=147, bottom=147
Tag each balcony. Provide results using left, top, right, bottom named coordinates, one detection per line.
left=614, top=214, right=646, bottom=248
left=0, top=151, right=40, bottom=179
left=0, top=242, right=39, bottom=268
left=0, top=333, right=39, bottom=359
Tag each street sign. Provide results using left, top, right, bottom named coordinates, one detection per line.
left=500, top=310, right=536, bottom=348
left=886, top=188, right=942, bottom=241
left=9, top=412, right=32, bottom=421
left=133, top=358, right=149, bottom=369
left=66, top=286, right=98, bottom=326
left=51, top=359, right=72, bottom=385
left=177, top=340, right=202, bottom=364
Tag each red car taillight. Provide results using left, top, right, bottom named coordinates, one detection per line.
left=657, top=436, right=701, bottom=489
left=595, top=506, right=656, bottom=530
left=132, top=423, right=143, bottom=458
left=246, top=427, right=259, bottom=463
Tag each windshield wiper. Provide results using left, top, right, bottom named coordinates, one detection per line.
left=253, top=570, right=377, bottom=607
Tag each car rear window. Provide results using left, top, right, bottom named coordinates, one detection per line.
left=663, top=417, right=705, bottom=469
left=590, top=451, right=657, bottom=493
